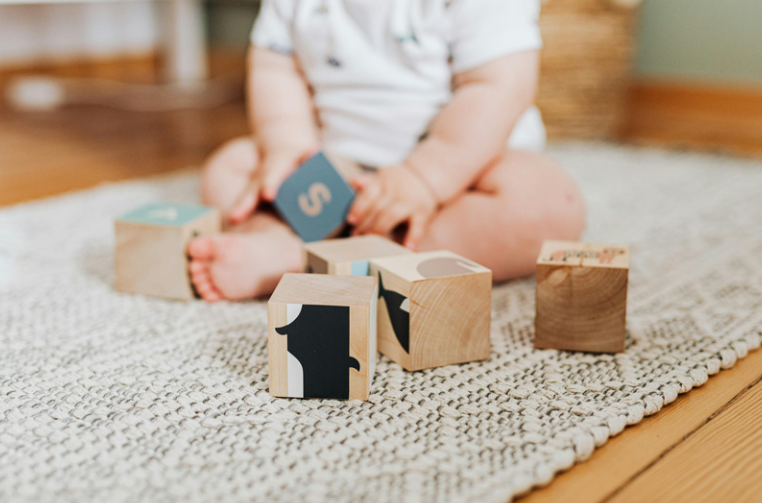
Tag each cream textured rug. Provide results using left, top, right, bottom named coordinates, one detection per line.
left=2, top=144, right=762, bottom=502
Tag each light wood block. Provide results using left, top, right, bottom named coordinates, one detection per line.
left=369, top=250, right=492, bottom=371
left=303, top=235, right=412, bottom=276
left=115, top=203, right=220, bottom=300
left=535, top=240, right=630, bottom=353
left=268, top=273, right=378, bottom=401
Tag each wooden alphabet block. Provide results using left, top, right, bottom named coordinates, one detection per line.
left=303, top=235, right=412, bottom=276
left=535, top=240, right=630, bottom=353
left=115, top=203, right=220, bottom=300
left=274, top=152, right=356, bottom=243
left=369, top=250, right=492, bottom=371
left=268, top=273, right=378, bottom=400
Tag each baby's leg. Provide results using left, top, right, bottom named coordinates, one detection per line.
left=200, top=137, right=259, bottom=221
left=418, top=149, right=585, bottom=281
left=189, top=137, right=302, bottom=301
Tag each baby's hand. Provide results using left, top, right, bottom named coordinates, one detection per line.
left=347, top=163, right=439, bottom=249
left=228, top=146, right=318, bottom=225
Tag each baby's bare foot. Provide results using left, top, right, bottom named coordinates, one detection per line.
left=188, top=220, right=301, bottom=301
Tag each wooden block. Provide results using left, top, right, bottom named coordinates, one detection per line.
left=115, top=203, right=220, bottom=300
left=534, top=240, right=630, bottom=353
left=274, top=152, right=356, bottom=243
left=369, top=250, right=492, bottom=371
left=303, top=235, right=412, bottom=276
left=268, top=273, right=378, bottom=400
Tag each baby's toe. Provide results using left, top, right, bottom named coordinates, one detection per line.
left=188, top=237, right=216, bottom=260
left=189, top=260, right=207, bottom=274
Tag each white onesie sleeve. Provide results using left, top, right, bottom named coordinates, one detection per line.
left=447, top=0, right=542, bottom=74
left=250, top=0, right=295, bottom=55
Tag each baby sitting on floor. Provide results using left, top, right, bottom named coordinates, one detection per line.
left=188, top=0, right=585, bottom=301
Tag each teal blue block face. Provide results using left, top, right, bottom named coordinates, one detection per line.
left=351, top=260, right=370, bottom=276
left=274, top=153, right=356, bottom=242
left=118, top=203, right=213, bottom=227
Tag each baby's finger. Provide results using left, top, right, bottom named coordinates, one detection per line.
left=351, top=200, right=385, bottom=235
left=261, top=154, right=300, bottom=202
left=353, top=192, right=395, bottom=235
left=404, top=213, right=428, bottom=250
left=347, top=180, right=382, bottom=225
left=228, top=180, right=261, bottom=224
left=367, top=206, right=409, bottom=237
left=350, top=175, right=373, bottom=191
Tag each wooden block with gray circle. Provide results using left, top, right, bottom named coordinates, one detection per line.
left=274, top=152, right=356, bottom=243
left=268, top=273, right=378, bottom=401
left=369, top=250, right=492, bottom=371
left=114, top=202, right=220, bottom=300
left=535, top=240, right=630, bottom=353
left=303, top=235, right=412, bottom=276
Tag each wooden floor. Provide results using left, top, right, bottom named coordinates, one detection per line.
left=0, top=101, right=247, bottom=206
left=2, top=100, right=762, bottom=503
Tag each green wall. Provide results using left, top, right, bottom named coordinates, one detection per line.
left=206, top=2, right=258, bottom=50
left=636, top=0, right=762, bottom=85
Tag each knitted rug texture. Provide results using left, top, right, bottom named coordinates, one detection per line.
left=1, top=144, right=762, bottom=502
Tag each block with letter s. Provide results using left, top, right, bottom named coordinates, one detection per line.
left=274, top=152, right=356, bottom=242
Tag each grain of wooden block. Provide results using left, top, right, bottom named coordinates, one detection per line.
left=303, top=235, right=412, bottom=276
left=115, top=203, right=220, bottom=300
left=268, top=273, right=378, bottom=401
left=534, top=240, right=630, bottom=353
left=369, top=250, right=492, bottom=371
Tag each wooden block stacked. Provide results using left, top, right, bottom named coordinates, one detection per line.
left=115, top=203, right=220, bottom=300
left=534, top=240, right=630, bottom=353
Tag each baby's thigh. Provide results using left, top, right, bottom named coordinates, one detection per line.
left=479, top=150, right=576, bottom=200
left=477, top=149, right=586, bottom=236
left=201, top=137, right=259, bottom=205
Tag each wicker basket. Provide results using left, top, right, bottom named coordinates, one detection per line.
left=537, top=0, right=640, bottom=140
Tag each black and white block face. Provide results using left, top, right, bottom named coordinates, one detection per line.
left=377, top=272, right=410, bottom=354
left=275, top=304, right=360, bottom=399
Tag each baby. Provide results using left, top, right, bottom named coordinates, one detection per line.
left=188, top=0, right=585, bottom=302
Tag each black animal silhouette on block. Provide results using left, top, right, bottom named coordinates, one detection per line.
left=370, top=250, right=492, bottom=371
left=378, top=273, right=410, bottom=353
left=275, top=305, right=359, bottom=399
left=268, top=273, right=378, bottom=400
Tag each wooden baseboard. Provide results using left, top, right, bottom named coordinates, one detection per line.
left=0, top=50, right=247, bottom=112
left=0, top=49, right=246, bottom=86
left=0, top=52, right=162, bottom=86
left=624, top=81, right=762, bottom=157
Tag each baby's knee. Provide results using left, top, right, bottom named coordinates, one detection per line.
left=493, top=151, right=585, bottom=244
left=202, top=137, right=259, bottom=182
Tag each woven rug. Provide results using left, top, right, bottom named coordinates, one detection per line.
left=2, top=144, right=762, bottom=503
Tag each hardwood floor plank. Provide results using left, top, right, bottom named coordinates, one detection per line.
left=608, top=373, right=762, bottom=503
left=0, top=102, right=248, bottom=207
left=518, top=346, right=762, bottom=503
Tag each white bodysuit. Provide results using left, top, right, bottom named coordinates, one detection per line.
left=251, top=0, right=546, bottom=168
